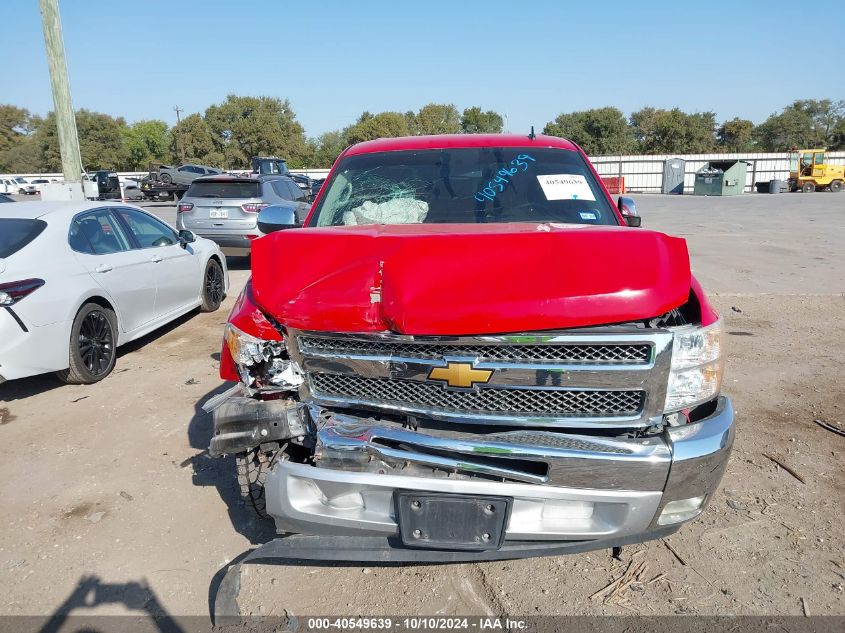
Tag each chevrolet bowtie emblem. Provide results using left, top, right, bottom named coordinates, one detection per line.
left=428, top=362, right=493, bottom=389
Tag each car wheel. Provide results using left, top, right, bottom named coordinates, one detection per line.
left=56, top=303, right=118, bottom=384
left=200, top=259, right=225, bottom=312
left=236, top=448, right=271, bottom=519
left=830, top=180, right=844, bottom=193
left=801, top=182, right=816, bottom=193
left=160, top=173, right=172, bottom=184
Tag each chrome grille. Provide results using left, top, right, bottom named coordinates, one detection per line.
left=299, top=336, right=650, bottom=365
left=310, top=373, right=644, bottom=418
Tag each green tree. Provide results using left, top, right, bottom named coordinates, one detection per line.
left=460, top=107, right=504, bottom=134
left=204, top=95, right=309, bottom=169
left=630, top=107, right=716, bottom=154
left=33, top=109, right=129, bottom=171
left=754, top=99, right=845, bottom=151
left=409, top=103, right=461, bottom=135
left=122, top=120, right=170, bottom=170
left=170, top=113, right=223, bottom=166
left=345, top=111, right=410, bottom=145
left=716, top=118, right=755, bottom=152
left=832, top=117, right=845, bottom=151
left=311, top=129, right=348, bottom=167
left=543, top=107, right=633, bottom=155
left=0, top=105, right=42, bottom=171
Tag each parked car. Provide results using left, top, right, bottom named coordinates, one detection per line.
left=158, top=164, right=222, bottom=186
left=0, top=193, right=15, bottom=203
left=86, top=170, right=121, bottom=200
left=30, top=178, right=51, bottom=193
left=176, top=174, right=310, bottom=256
left=122, top=182, right=145, bottom=200
left=287, top=173, right=313, bottom=198
left=0, top=201, right=228, bottom=384
left=207, top=134, right=734, bottom=564
left=309, top=177, right=326, bottom=197
left=1, top=177, right=36, bottom=195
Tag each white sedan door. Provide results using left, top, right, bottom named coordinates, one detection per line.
left=113, top=207, right=200, bottom=317
left=69, top=209, right=159, bottom=332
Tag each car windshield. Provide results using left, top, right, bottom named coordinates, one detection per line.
left=310, top=147, right=618, bottom=227
left=15, top=178, right=27, bottom=184
left=0, top=219, right=47, bottom=258
left=185, top=181, right=261, bottom=198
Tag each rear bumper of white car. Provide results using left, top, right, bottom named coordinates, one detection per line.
left=0, top=307, right=70, bottom=382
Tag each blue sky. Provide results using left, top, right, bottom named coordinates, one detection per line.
left=4, top=0, right=842, bottom=137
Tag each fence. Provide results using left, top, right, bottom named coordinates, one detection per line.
left=591, top=151, right=845, bottom=193
left=4, top=152, right=845, bottom=194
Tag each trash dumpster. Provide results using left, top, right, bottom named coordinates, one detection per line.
left=693, top=160, right=749, bottom=196
left=662, top=158, right=686, bottom=194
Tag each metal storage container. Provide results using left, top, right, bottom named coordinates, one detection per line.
left=693, top=160, right=749, bottom=196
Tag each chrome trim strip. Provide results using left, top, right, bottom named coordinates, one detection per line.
left=302, top=356, right=656, bottom=389
left=287, top=328, right=673, bottom=429
left=314, top=410, right=671, bottom=490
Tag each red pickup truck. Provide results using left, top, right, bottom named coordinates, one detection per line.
left=207, top=134, right=733, bottom=561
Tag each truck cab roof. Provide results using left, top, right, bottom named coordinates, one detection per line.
left=344, top=133, right=580, bottom=156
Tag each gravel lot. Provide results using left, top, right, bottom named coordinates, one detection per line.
left=0, top=192, right=843, bottom=621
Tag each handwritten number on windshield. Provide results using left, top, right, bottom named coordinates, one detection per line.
left=475, top=154, right=536, bottom=202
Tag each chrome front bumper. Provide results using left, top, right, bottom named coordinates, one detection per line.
left=265, top=397, right=734, bottom=548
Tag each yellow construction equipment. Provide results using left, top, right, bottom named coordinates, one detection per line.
left=788, top=149, right=844, bottom=192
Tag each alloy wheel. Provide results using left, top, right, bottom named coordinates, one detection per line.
left=77, top=310, right=114, bottom=376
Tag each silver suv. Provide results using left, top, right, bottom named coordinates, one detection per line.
left=176, top=175, right=311, bottom=256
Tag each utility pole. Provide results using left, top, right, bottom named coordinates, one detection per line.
left=174, top=105, right=185, bottom=163
left=39, top=0, right=82, bottom=185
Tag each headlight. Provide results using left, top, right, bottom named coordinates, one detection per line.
left=664, top=319, right=724, bottom=413
left=224, top=323, right=302, bottom=389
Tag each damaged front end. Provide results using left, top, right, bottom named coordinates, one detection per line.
left=208, top=277, right=733, bottom=562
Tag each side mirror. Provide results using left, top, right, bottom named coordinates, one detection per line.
left=258, top=205, right=300, bottom=233
left=618, top=196, right=641, bottom=227
left=178, top=229, right=197, bottom=248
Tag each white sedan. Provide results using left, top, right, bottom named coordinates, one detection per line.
left=0, top=201, right=229, bottom=384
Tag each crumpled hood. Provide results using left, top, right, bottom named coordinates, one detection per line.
left=250, top=223, right=691, bottom=335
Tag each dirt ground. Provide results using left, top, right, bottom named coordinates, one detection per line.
left=0, top=193, right=843, bottom=622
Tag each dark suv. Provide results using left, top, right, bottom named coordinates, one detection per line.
left=176, top=175, right=311, bottom=256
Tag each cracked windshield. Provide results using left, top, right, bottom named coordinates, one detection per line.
left=311, top=147, right=617, bottom=227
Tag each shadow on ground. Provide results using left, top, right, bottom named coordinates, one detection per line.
left=186, top=384, right=275, bottom=546
left=225, top=255, right=251, bottom=272
left=39, top=574, right=187, bottom=633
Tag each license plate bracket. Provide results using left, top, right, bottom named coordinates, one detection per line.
left=209, top=209, right=228, bottom=219
left=395, top=492, right=511, bottom=551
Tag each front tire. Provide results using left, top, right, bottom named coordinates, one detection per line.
left=200, top=259, right=225, bottom=312
left=801, top=182, right=816, bottom=193
left=830, top=180, right=843, bottom=193
left=236, top=448, right=271, bottom=519
left=160, top=173, right=172, bottom=184
left=56, top=303, right=118, bottom=384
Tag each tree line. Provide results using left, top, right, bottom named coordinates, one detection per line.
left=1, top=96, right=843, bottom=173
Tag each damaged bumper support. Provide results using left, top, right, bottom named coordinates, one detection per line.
left=208, top=396, right=309, bottom=457
left=260, top=397, right=733, bottom=556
